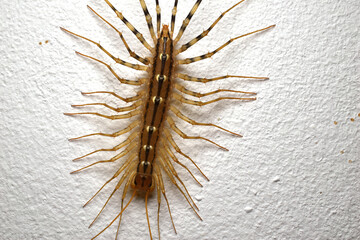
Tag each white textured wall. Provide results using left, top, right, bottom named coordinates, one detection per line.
left=0, top=0, right=359, bottom=239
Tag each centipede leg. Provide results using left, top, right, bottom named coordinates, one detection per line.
left=178, top=25, right=275, bottom=65
left=173, top=92, right=256, bottom=107
left=69, top=120, right=139, bottom=141
left=155, top=0, right=161, bottom=36
left=87, top=5, right=150, bottom=65
left=170, top=0, right=178, bottom=36
left=70, top=142, right=137, bottom=174
left=177, top=0, right=246, bottom=53
left=104, top=0, right=153, bottom=51
left=81, top=91, right=145, bottom=103
left=167, top=116, right=228, bottom=151
left=64, top=109, right=141, bottom=120
left=170, top=105, right=242, bottom=137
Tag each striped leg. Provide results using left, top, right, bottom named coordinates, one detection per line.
left=64, top=108, right=142, bottom=120
left=170, top=0, right=178, bottom=36
left=87, top=5, right=150, bottom=65
left=178, top=25, right=276, bottom=64
left=70, top=141, right=137, bottom=174
left=68, top=120, right=139, bottom=141
left=167, top=116, right=228, bottom=151
left=177, top=73, right=269, bottom=82
left=172, top=92, right=256, bottom=107
left=174, top=0, right=202, bottom=43
left=72, top=131, right=139, bottom=161
left=139, top=0, right=157, bottom=43
left=104, top=0, right=153, bottom=51
left=169, top=105, right=242, bottom=137
left=155, top=0, right=161, bottom=36
left=177, top=0, right=245, bottom=53
left=75, top=52, right=145, bottom=85
left=61, top=28, right=147, bottom=71
left=174, top=82, right=257, bottom=97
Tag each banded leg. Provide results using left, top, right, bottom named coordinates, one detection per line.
left=104, top=0, right=153, bottom=51
left=64, top=108, right=142, bottom=120
left=68, top=120, right=139, bottom=141
left=174, top=0, right=202, bottom=43
left=155, top=0, right=161, bottom=36
left=87, top=5, right=150, bottom=65
left=178, top=25, right=276, bottom=64
left=81, top=91, right=145, bottom=103
left=174, top=82, right=257, bottom=97
left=72, top=131, right=139, bottom=161
left=91, top=186, right=137, bottom=240
left=75, top=52, right=144, bottom=85
left=163, top=128, right=209, bottom=181
left=172, top=92, right=256, bottom=107
left=153, top=173, right=162, bottom=239
left=177, top=0, right=245, bottom=53
left=170, top=0, right=178, bottom=36
left=60, top=28, right=147, bottom=71
left=170, top=105, right=242, bottom=137
left=84, top=154, right=136, bottom=210
left=70, top=141, right=137, bottom=173
left=139, top=0, right=157, bottom=43
left=177, top=73, right=269, bottom=82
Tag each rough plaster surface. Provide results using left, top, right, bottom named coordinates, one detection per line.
left=0, top=0, right=359, bottom=240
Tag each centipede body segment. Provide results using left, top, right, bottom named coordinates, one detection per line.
left=62, top=0, right=274, bottom=239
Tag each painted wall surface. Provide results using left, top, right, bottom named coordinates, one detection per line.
left=0, top=0, right=359, bottom=239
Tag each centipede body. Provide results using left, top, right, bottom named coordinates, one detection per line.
left=62, top=0, right=274, bottom=239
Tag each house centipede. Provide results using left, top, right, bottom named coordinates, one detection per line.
left=62, top=0, right=274, bottom=239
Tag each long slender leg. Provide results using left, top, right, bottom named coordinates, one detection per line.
left=64, top=108, right=141, bottom=120
left=159, top=140, right=203, bottom=186
left=70, top=141, right=137, bottom=173
left=91, top=189, right=137, bottom=240
left=177, top=0, right=245, bottom=53
left=178, top=25, right=275, bottom=64
left=167, top=116, right=228, bottom=151
left=75, top=52, right=144, bottom=85
left=104, top=0, right=153, bottom=51
left=139, top=0, right=157, bottom=43
left=145, top=191, right=153, bottom=240
left=157, top=155, right=202, bottom=220
left=83, top=154, right=136, bottom=208
left=89, top=167, right=136, bottom=228
left=159, top=150, right=199, bottom=211
left=87, top=5, right=150, bottom=65
left=170, top=0, right=178, bottom=36
left=73, top=131, right=139, bottom=161
left=81, top=91, right=145, bottom=103
left=177, top=73, right=269, bottom=83
left=153, top=174, right=161, bottom=240
left=163, top=128, right=209, bottom=181
left=174, top=0, right=202, bottom=43
left=154, top=165, right=177, bottom=233
left=71, top=100, right=142, bottom=113
left=170, top=105, right=242, bottom=136
left=172, top=92, right=256, bottom=107
left=174, top=82, right=256, bottom=97
left=155, top=0, right=161, bottom=36
left=61, top=28, right=147, bottom=71
left=69, top=120, right=139, bottom=141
